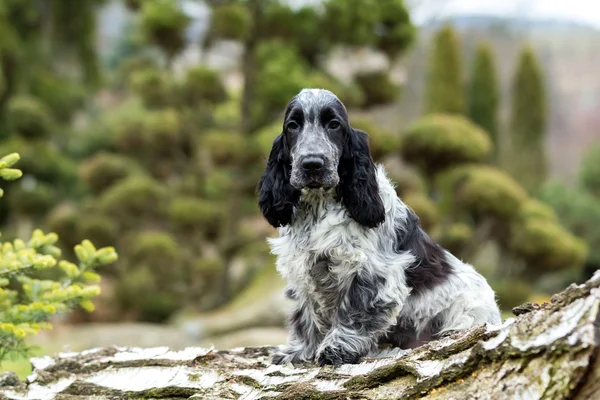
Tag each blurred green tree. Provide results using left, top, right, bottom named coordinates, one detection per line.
left=467, top=43, right=499, bottom=153
left=424, top=24, right=465, bottom=115
left=508, top=46, right=547, bottom=193
left=0, top=0, right=107, bottom=242
left=204, top=0, right=415, bottom=133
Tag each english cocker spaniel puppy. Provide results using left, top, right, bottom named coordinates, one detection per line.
left=257, top=88, right=501, bottom=366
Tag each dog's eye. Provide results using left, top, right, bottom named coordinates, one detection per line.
left=328, top=120, right=341, bottom=130
left=287, top=121, right=300, bottom=131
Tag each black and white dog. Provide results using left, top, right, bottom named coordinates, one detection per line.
left=258, top=89, right=501, bottom=366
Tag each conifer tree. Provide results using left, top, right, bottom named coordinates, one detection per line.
left=468, top=43, right=499, bottom=150
left=0, top=153, right=117, bottom=362
left=509, top=46, right=547, bottom=193
left=424, top=24, right=465, bottom=114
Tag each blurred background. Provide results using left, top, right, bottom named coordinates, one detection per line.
left=1, top=0, right=600, bottom=377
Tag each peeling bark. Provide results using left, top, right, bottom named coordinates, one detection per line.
left=2, top=271, right=600, bottom=400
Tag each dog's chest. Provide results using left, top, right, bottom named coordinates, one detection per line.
left=271, top=199, right=366, bottom=309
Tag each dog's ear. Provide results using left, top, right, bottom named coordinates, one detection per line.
left=337, top=128, right=385, bottom=228
left=257, top=133, right=300, bottom=227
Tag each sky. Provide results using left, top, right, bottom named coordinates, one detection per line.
left=409, top=0, right=600, bottom=28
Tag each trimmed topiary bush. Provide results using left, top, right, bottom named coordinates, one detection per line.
left=539, top=180, right=600, bottom=277
left=78, top=215, right=118, bottom=250
left=7, top=181, right=57, bottom=217
left=98, top=176, right=168, bottom=222
left=142, top=108, right=186, bottom=156
left=510, top=217, right=587, bottom=272
left=253, top=122, right=283, bottom=158
left=168, top=196, right=224, bottom=237
left=6, top=96, right=54, bottom=139
left=124, top=0, right=142, bottom=11
left=139, top=0, right=191, bottom=62
left=46, top=203, right=80, bottom=249
left=517, top=199, right=558, bottom=223
left=30, top=68, right=87, bottom=123
left=262, top=2, right=327, bottom=66
left=322, top=0, right=380, bottom=46
left=0, top=138, right=78, bottom=185
left=129, top=231, right=182, bottom=270
left=129, top=67, right=174, bottom=109
left=492, top=279, right=533, bottom=310
left=112, top=106, right=151, bottom=154
left=252, top=40, right=312, bottom=129
left=213, top=93, right=242, bottom=130
left=80, top=153, right=140, bottom=194
left=350, top=116, right=401, bottom=160
left=374, top=0, right=415, bottom=60
left=307, top=73, right=365, bottom=109
left=387, top=166, right=426, bottom=197
left=206, top=3, right=250, bottom=43
left=203, top=170, right=235, bottom=201
left=115, top=264, right=182, bottom=323
left=403, top=192, right=439, bottom=231
left=202, top=131, right=252, bottom=166
left=180, top=66, right=227, bottom=106
left=437, top=222, right=473, bottom=255
left=354, top=71, right=400, bottom=108
left=438, top=165, right=527, bottom=220
left=401, top=114, right=493, bottom=176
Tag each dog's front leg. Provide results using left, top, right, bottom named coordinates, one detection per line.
left=316, top=273, right=404, bottom=366
left=272, top=296, right=322, bottom=365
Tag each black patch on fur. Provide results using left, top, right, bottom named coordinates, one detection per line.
left=344, top=274, right=398, bottom=333
left=257, top=133, right=301, bottom=227
left=395, top=210, right=452, bottom=295
left=284, top=286, right=297, bottom=300
left=310, top=254, right=340, bottom=324
left=309, top=254, right=332, bottom=282
left=317, top=346, right=361, bottom=366
left=336, top=128, right=385, bottom=228
left=383, top=314, right=445, bottom=349
left=289, top=306, right=308, bottom=337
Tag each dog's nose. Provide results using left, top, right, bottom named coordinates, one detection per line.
left=301, top=155, right=325, bottom=171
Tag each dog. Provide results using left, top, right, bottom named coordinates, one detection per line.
left=257, top=89, right=501, bottom=366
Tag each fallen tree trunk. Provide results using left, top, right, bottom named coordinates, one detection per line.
left=2, top=271, right=600, bottom=400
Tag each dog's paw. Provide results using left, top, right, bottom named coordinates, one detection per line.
left=317, top=346, right=361, bottom=366
left=271, top=347, right=309, bottom=365
left=271, top=351, right=291, bottom=365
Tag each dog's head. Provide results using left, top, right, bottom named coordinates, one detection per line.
left=257, top=88, right=385, bottom=229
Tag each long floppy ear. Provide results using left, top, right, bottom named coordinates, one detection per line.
left=257, top=133, right=300, bottom=227
left=337, top=128, right=385, bottom=228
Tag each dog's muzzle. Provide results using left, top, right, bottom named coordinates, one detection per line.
left=292, top=154, right=336, bottom=189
